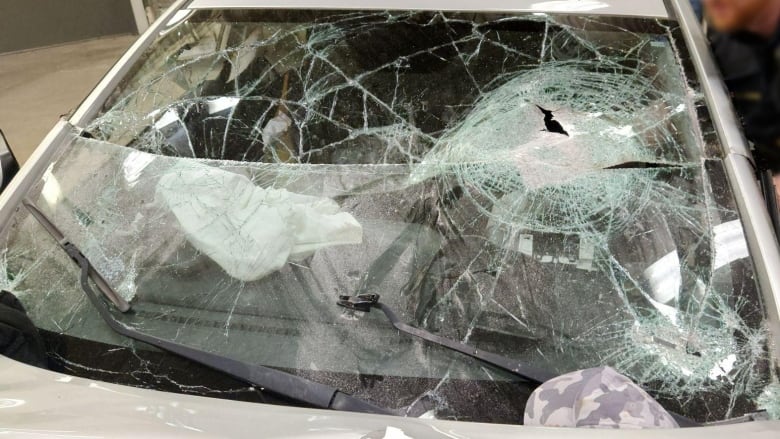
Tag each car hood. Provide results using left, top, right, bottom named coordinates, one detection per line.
left=1, top=356, right=779, bottom=438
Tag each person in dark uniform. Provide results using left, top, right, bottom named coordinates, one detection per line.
left=704, top=0, right=780, bottom=195
left=691, top=0, right=704, bottom=20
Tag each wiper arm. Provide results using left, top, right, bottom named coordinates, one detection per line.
left=23, top=199, right=131, bottom=312
left=22, top=198, right=392, bottom=416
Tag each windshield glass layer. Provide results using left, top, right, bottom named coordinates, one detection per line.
left=2, top=9, right=778, bottom=424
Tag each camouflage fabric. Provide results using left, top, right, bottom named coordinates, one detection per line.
left=524, top=366, right=679, bottom=429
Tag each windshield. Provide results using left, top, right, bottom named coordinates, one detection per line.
left=2, top=9, right=778, bottom=424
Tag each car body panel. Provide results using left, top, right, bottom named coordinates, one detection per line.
left=1, top=0, right=779, bottom=437
left=1, top=356, right=779, bottom=437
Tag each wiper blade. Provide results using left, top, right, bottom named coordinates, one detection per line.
left=23, top=199, right=131, bottom=312
left=602, top=161, right=685, bottom=170
left=338, top=293, right=555, bottom=384
left=23, top=199, right=392, bottom=416
left=337, top=293, right=702, bottom=428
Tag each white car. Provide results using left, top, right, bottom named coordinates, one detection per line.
left=1, top=0, right=779, bottom=436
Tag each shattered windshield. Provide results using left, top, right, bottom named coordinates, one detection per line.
left=2, top=9, right=778, bottom=424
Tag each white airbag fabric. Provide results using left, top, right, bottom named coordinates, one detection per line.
left=157, top=163, right=362, bottom=281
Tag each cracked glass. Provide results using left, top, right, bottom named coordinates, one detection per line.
left=1, top=9, right=777, bottom=424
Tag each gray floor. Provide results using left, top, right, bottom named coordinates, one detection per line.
left=0, top=35, right=136, bottom=164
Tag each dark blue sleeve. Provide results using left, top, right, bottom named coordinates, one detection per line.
left=690, top=0, right=703, bottom=21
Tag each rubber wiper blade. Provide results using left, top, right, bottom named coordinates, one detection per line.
left=23, top=199, right=392, bottom=416
left=338, top=293, right=556, bottom=384
left=336, top=294, right=702, bottom=427
left=602, top=161, right=685, bottom=170
left=22, top=199, right=131, bottom=312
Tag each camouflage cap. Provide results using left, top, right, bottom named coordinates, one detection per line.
left=524, top=366, right=679, bottom=429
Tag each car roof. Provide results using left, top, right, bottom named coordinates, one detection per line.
left=185, top=0, right=670, bottom=19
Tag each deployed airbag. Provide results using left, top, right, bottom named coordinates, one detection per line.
left=157, top=163, right=362, bottom=281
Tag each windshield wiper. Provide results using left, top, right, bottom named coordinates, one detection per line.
left=22, top=198, right=393, bottom=416
left=337, top=293, right=701, bottom=427
left=602, top=161, right=685, bottom=169
left=338, top=293, right=555, bottom=383
left=23, top=200, right=131, bottom=312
